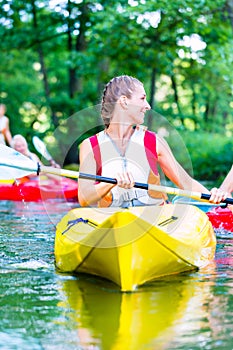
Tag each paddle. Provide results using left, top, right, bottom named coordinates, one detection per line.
left=32, top=136, right=53, bottom=162
left=0, top=144, right=233, bottom=205
left=32, top=136, right=60, bottom=168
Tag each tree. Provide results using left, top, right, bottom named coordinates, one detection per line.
left=0, top=0, right=232, bottom=165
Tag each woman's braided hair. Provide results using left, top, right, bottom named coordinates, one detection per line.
left=101, top=75, right=142, bottom=128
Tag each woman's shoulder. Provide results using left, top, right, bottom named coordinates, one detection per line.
left=81, top=131, right=104, bottom=146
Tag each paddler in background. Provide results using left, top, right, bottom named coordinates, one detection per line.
left=11, top=134, right=60, bottom=168
left=0, top=104, right=12, bottom=146
left=11, top=134, right=60, bottom=184
left=78, top=75, right=228, bottom=208
left=11, top=134, right=41, bottom=164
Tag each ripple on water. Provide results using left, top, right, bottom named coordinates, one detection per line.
left=215, top=228, right=233, bottom=239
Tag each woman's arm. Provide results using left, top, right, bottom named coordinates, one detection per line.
left=156, top=135, right=227, bottom=203
left=220, top=165, right=233, bottom=194
left=78, top=139, right=116, bottom=206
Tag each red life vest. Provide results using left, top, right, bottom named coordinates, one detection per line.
left=89, top=129, right=159, bottom=176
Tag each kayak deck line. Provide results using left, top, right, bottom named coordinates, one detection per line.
left=158, top=215, right=178, bottom=227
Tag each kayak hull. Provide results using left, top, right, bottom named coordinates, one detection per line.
left=55, top=204, right=216, bottom=292
left=0, top=177, right=78, bottom=202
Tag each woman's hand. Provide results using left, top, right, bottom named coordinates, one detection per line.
left=49, top=159, right=61, bottom=168
left=209, top=187, right=230, bottom=204
left=115, top=171, right=135, bottom=189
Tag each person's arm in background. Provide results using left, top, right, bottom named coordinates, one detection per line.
left=220, top=165, right=233, bottom=195
left=49, top=159, right=61, bottom=168
left=3, top=117, right=12, bottom=146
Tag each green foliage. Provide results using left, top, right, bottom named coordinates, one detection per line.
left=0, top=0, right=232, bottom=169
left=171, top=131, right=233, bottom=184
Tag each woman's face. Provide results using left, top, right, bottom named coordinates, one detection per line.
left=13, top=138, right=28, bottom=155
left=127, top=84, right=151, bottom=124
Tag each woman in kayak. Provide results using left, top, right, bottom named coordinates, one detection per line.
left=11, top=134, right=41, bottom=163
left=78, top=75, right=228, bottom=207
left=11, top=134, right=60, bottom=183
left=12, top=134, right=60, bottom=167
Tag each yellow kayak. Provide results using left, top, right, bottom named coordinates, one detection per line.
left=55, top=204, right=216, bottom=292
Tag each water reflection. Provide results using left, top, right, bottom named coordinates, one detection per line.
left=58, top=263, right=232, bottom=350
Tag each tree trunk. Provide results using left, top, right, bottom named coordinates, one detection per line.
left=147, top=67, right=156, bottom=130
left=67, top=1, right=88, bottom=100
left=204, top=98, right=210, bottom=124
left=67, top=0, right=76, bottom=100
left=226, top=0, right=233, bottom=33
left=171, top=74, right=184, bottom=125
left=31, top=0, right=59, bottom=127
left=191, top=85, right=198, bottom=130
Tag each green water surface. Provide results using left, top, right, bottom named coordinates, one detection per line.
left=0, top=200, right=233, bottom=350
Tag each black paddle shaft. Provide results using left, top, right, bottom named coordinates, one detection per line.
left=80, top=173, right=233, bottom=205
left=79, top=173, right=149, bottom=190
left=201, top=193, right=233, bottom=205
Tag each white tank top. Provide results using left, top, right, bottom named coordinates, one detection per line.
left=95, top=126, right=163, bottom=206
left=0, top=116, right=7, bottom=144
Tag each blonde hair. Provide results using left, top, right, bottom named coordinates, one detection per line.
left=11, top=134, right=27, bottom=148
left=101, top=75, right=143, bottom=128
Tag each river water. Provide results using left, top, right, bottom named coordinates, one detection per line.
left=0, top=199, right=233, bottom=350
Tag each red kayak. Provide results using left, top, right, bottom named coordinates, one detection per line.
left=206, top=207, right=233, bottom=232
left=172, top=196, right=233, bottom=232
left=0, top=176, right=78, bottom=202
